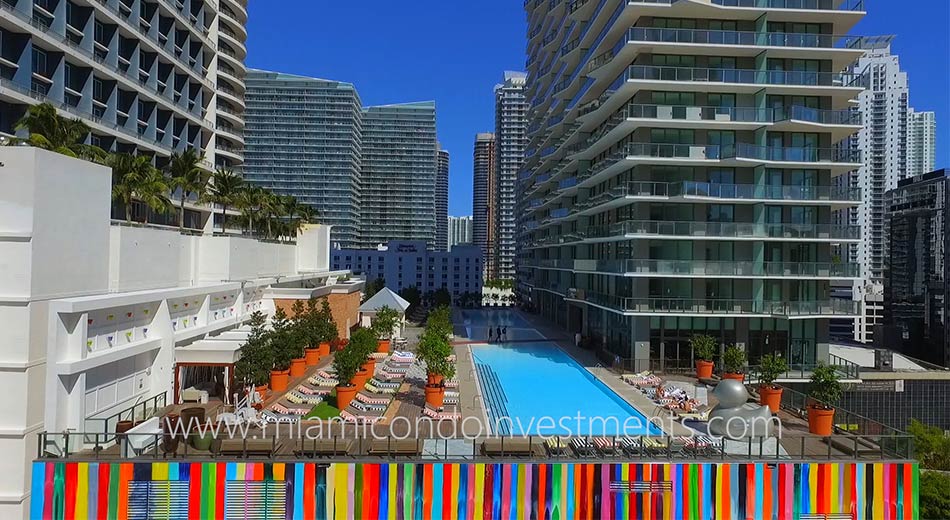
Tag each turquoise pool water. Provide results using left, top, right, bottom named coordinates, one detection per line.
left=465, top=311, right=660, bottom=436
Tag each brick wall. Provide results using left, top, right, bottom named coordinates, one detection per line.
left=274, top=290, right=361, bottom=338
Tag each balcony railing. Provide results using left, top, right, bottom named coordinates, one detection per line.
left=625, top=65, right=865, bottom=88
left=526, top=259, right=861, bottom=278
left=584, top=220, right=861, bottom=241
left=567, top=291, right=861, bottom=316
left=711, top=0, right=865, bottom=11
left=627, top=27, right=864, bottom=49
left=578, top=181, right=861, bottom=206
left=624, top=103, right=861, bottom=126
left=622, top=143, right=861, bottom=164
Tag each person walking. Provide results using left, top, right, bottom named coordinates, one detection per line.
left=487, top=327, right=493, bottom=343
left=502, top=326, right=508, bottom=342
left=496, top=326, right=502, bottom=343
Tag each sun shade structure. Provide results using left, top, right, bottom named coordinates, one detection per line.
left=359, top=288, right=411, bottom=313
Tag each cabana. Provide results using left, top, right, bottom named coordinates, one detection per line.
left=358, top=288, right=410, bottom=338
left=174, top=339, right=243, bottom=404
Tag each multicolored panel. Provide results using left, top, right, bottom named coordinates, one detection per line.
left=30, top=461, right=919, bottom=520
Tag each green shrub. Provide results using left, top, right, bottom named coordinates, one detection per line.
left=757, top=353, right=789, bottom=388
left=808, top=363, right=841, bottom=409
left=722, top=345, right=747, bottom=374
left=690, top=334, right=717, bottom=362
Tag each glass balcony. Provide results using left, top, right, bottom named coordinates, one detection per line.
left=624, top=104, right=861, bottom=125
left=625, top=65, right=864, bottom=88
left=619, top=180, right=860, bottom=202
left=627, top=27, right=864, bottom=49
left=711, top=0, right=865, bottom=11
left=621, top=143, right=861, bottom=164
left=584, top=220, right=861, bottom=241
left=525, top=259, right=860, bottom=278
left=569, top=291, right=861, bottom=316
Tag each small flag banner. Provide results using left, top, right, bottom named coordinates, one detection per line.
left=30, top=461, right=918, bottom=520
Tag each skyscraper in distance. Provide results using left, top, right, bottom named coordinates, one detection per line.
left=472, top=132, right=496, bottom=277
left=908, top=109, right=936, bottom=177
left=243, top=70, right=363, bottom=248
left=436, top=145, right=450, bottom=251
left=837, top=39, right=937, bottom=344
left=360, top=101, right=438, bottom=249
left=493, top=72, right=528, bottom=280
left=448, top=216, right=474, bottom=251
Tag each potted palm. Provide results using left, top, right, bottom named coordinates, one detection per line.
left=691, top=334, right=717, bottom=379
left=316, top=299, right=335, bottom=358
left=757, top=353, right=789, bottom=413
left=759, top=354, right=788, bottom=414
left=424, top=356, right=455, bottom=410
left=236, top=312, right=271, bottom=398
left=372, top=306, right=400, bottom=353
left=347, top=327, right=377, bottom=392
left=268, top=309, right=293, bottom=392
left=417, top=326, right=453, bottom=407
left=807, top=363, right=841, bottom=436
left=332, top=342, right=361, bottom=410
left=721, top=345, right=747, bottom=382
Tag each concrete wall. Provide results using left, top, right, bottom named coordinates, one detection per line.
left=197, top=236, right=296, bottom=282
left=273, top=289, right=361, bottom=338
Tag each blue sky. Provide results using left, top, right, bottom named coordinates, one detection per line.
left=246, top=1, right=949, bottom=217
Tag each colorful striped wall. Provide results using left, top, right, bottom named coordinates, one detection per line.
left=30, top=461, right=918, bottom=520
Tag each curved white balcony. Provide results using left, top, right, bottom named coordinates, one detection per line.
left=218, top=27, right=247, bottom=58
left=217, top=46, right=246, bottom=71
left=215, top=104, right=244, bottom=127
left=216, top=85, right=245, bottom=108
left=215, top=144, right=244, bottom=163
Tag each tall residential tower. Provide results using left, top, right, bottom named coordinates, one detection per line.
left=493, top=72, right=528, bottom=280
left=436, top=145, right=450, bottom=251
left=472, top=132, right=496, bottom=276
left=518, top=0, right=866, bottom=371
left=243, top=70, right=363, bottom=248
left=360, top=102, right=438, bottom=248
left=0, top=0, right=248, bottom=168
left=908, top=109, right=936, bottom=177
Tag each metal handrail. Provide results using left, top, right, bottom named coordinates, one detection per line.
left=35, top=429, right=914, bottom=463
left=84, top=392, right=167, bottom=444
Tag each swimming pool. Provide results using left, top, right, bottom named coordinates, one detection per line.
left=465, top=311, right=660, bottom=436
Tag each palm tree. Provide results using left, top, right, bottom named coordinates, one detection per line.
left=166, top=148, right=208, bottom=231
left=259, top=190, right=282, bottom=238
left=281, top=195, right=301, bottom=221
left=236, top=185, right=265, bottom=235
left=297, top=205, right=318, bottom=225
left=109, top=153, right=168, bottom=222
left=12, top=103, right=105, bottom=161
left=205, top=168, right=244, bottom=233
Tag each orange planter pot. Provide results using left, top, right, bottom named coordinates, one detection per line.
left=807, top=405, right=835, bottom=436
left=722, top=372, right=746, bottom=382
left=254, top=384, right=269, bottom=399
left=695, top=360, right=714, bottom=380
left=318, top=342, right=331, bottom=357
left=427, top=373, right=444, bottom=386
left=305, top=348, right=321, bottom=366
left=290, top=358, right=307, bottom=378
left=270, top=369, right=289, bottom=392
left=424, top=384, right=445, bottom=409
left=361, top=359, right=376, bottom=376
left=336, top=385, right=358, bottom=410
left=759, top=385, right=783, bottom=413
left=377, top=339, right=391, bottom=353
left=351, top=369, right=368, bottom=392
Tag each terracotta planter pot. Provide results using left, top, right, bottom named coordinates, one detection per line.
left=304, top=348, right=321, bottom=366
left=807, top=405, right=835, bottom=436
left=351, top=369, right=368, bottom=392
left=270, top=369, right=290, bottom=392
left=759, top=385, right=783, bottom=413
left=290, top=357, right=307, bottom=378
left=255, top=384, right=269, bottom=399
left=427, top=373, right=444, bottom=386
left=695, top=360, right=714, bottom=380
left=424, top=384, right=445, bottom=409
left=361, top=358, right=376, bottom=376
left=161, top=413, right=181, bottom=453
left=116, top=420, right=134, bottom=434
left=722, top=372, right=746, bottom=382
left=336, top=385, right=358, bottom=410
left=376, top=339, right=391, bottom=353
left=318, top=342, right=331, bottom=357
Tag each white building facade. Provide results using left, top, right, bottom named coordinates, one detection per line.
left=908, top=109, right=936, bottom=177
left=0, top=147, right=349, bottom=518
left=447, top=216, right=473, bottom=251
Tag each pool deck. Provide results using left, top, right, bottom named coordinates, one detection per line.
left=451, top=309, right=694, bottom=437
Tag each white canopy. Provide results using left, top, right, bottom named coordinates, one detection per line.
left=359, top=287, right=410, bottom=313
left=176, top=339, right=243, bottom=364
